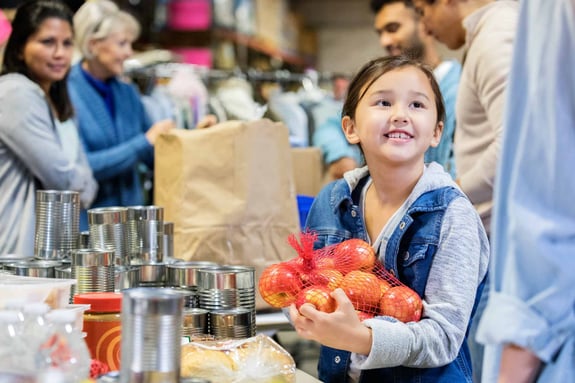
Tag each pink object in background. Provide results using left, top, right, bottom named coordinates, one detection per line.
left=171, top=48, right=212, bottom=67
left=0, top=11, right=11, bottom=45
left=167, top=0, right=212, bottom=30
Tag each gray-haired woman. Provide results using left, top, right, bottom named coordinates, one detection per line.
left=67, top=0, right=175, bottom=230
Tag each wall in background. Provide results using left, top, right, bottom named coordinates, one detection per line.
left=294, top=0, right=463, bottom=75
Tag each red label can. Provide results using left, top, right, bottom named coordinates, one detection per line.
left=74, top=292, right=122, bottom=371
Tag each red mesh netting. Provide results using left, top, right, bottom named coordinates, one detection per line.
left=258, top=231, right=423, bottom=323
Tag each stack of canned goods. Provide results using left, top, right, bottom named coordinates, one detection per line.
left=13, top=195, right=260, bottom=346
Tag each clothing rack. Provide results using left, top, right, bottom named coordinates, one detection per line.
left=125, top=62, right=335, bottom=91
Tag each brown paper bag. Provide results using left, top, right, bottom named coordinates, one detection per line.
left=154, top=119, right=301, bottom=310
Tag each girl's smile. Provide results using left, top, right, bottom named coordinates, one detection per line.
left=343, top=66, right=443, bottom=166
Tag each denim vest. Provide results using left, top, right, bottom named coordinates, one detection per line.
left=306, top=177, right=484, bottom=383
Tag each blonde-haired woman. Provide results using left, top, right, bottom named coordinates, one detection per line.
left=68, top=0, right=175, bottom=229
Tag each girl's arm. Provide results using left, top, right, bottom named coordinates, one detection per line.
left=353, top=196, right=489, bottom=369
left=290, top=196, right=490, bottom=369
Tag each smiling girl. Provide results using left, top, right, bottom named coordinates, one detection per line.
left=289, top=56, right=490, bottom=382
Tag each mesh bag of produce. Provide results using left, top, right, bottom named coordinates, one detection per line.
left=258, top=231, right=423, bottom=322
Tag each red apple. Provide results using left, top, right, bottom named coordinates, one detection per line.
left=285, top=256, right=305, bottom=270
left=314, top=256, right=336, bottom=270
left=378, top=278, right=392, bottom=296
left=333, top=239, right=377, bottom=274
left=379, top=286, right=423, bottom=322
left=295, top=285, right=336, bottom=313
left=258, top=263, right=303, bottom=308
left=308, top=268, right=343, bottom=290
left=340, top=270, right=382, bottom=312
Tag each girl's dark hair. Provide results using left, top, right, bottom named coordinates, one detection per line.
left=2, top=0, right=74, bottom=121
left=342, top=55, right=445, bottom=125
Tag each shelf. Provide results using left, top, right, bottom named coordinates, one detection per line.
left=213, top=28, right=316, bottom=68
left=151, top=29, right=213, bottom=48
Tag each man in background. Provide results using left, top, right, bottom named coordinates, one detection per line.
left=371, top=0, right=461, bottom=178
left=314, top=0, right=461, bottom=181
left=413, top=0, right=519, bottom=381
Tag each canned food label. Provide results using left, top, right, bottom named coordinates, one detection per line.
left=83, top=321, right=122, bottom=371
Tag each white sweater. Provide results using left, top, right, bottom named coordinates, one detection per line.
left=454, top=1, right=519, bottom=234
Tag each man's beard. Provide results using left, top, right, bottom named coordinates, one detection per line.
left=401, top=35, right=426, bottom=62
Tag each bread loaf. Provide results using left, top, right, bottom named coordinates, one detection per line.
left=180, top=334, right=296, bottom=383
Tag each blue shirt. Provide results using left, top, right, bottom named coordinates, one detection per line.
left=313, top=115, right=362, bottom=166
left=476, top=0, right=575, bottom=381
left=427, top=60, right=461, bottom=178
left=79, top=65, right=115, bottom=119
left=68, top=63, right=154, bottom=229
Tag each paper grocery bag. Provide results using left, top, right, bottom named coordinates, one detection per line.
left=154, top=119, right=301, bottom=310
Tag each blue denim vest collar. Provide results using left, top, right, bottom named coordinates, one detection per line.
left=310, top=175, right=478, bottom=383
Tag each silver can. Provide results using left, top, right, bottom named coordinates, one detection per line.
left=120, top=288, right=184, bottom=383
left=126, top=205, right=164, bottom=264
left=88, top=207, right=130, bottom=266
left=34, top=190, right=80, bottom=260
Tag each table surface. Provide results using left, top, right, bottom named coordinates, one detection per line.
left=296, top=368, right=321, bottom=382
left=256, top=310, right=293, bottom=332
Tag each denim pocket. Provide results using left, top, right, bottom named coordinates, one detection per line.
left=401, top=243, right=432, bottom=268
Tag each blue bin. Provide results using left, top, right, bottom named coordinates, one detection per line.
left=296, top=195, right=314, bottom=229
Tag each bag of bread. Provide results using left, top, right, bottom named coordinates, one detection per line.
left=181, top=334, right=296, bottom=383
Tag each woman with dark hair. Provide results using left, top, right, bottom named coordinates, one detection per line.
left=0, top=0, right=97, bottom=256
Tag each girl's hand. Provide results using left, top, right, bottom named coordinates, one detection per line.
left=289, top=288, right=373, bottom=355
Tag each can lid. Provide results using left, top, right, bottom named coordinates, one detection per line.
left=74, top=292, right=122, bottom=312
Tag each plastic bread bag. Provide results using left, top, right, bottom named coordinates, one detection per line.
left=181, top=334, right=296, bottom=383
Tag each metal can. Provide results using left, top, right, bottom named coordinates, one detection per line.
left=120, top=288, right=184, bottom=383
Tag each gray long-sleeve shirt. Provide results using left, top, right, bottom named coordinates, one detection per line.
left=347, top=163, right=490, bottom=373
left=0, top=73, right=97, bottom=256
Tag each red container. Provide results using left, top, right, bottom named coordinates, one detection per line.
left=168, top=0, right=212, bottom=31
left=171, top=48, right=213, bottom=67
left=74, top=292, right=122, bottom=371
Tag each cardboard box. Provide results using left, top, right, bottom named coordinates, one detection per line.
left=291, top=147, right=324, bottom=197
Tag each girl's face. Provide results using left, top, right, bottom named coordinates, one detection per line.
left=88, top=28, right=134, bottom=79
left=22, top=17, right=73, bottom=92
left=342, top=66, right=443, bottom=167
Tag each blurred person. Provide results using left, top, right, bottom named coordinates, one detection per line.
left=290, top=55, right=489, bottom=383
left=372, top=0, right=461, bottom=178
left=313, top=73, right=363, bottom=180
left=0, top=0, right=97, bottom=256
left=476, top=0, right=575, bottom=382
left=331, top=73, right=350, bottom=102
left=413, top=0, right=519, bottom=381
left=68, top=0, right=175, bottom=229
